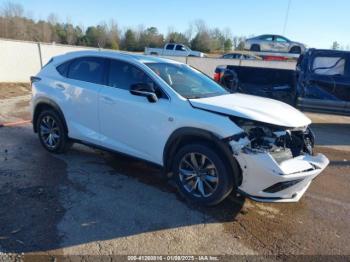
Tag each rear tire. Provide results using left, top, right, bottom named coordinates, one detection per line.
left=172, top=143, right=234, bottom=206
left=250, top=44, right=261, bottom=52
left=36, top=109, right=71, bottom=154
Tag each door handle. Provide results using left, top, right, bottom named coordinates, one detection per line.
left=55, top=83, right=66, bottom=90
left=102, top=96, right=115, bottom=104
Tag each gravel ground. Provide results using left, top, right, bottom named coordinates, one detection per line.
left=0, top=84, right=349, bottom=261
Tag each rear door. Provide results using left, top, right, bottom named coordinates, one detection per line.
left=260, top=35, right=274, bottom=52
left=56, top=56, right=107, bottom=143
left=300, top=51, right=348, bottom=113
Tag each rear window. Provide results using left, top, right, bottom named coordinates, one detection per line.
left=67, top=57, right=106, bottom=84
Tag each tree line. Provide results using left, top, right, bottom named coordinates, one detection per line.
left=0, top=2, right=248, bottom=53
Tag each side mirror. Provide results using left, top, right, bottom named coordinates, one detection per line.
left=130, top=83, right=158, bottom=103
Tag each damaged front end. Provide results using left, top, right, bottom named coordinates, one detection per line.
left=226, top=117, right=329, bottom=202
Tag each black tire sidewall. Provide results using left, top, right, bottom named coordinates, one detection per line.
left=251, top=45, right=260, bottom=52
left=290, top=46, right=301, bottom=54
left=172, top=143, right=234, bottom=206
left=36, top=110, right=69, bottom=154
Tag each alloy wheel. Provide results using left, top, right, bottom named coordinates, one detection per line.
left=40, top=115, right=60, bottom=149
left=178, top=152, right=219, bottom=198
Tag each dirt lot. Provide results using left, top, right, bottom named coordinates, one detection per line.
left=0, top=84, right=350, bottom=260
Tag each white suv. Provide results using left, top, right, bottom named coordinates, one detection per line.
left=31, top=50, right=329, bottom=205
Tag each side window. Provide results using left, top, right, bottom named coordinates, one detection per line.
left=57, top=61, right=70, bottom=77
left=108, top=60, right=153, bottom=90
left=108, top=60, right=166, bottom=98
left=166, top=44, right=175, bottom=50
left=175, top=45, right=186, bottom=51
left=261, top=35, right=273, bottom=41
left=275, top=37, right=288, bottom=42
left=312, top=56, right=345, bottom=76
left=67, top=57, right=105, bottom=84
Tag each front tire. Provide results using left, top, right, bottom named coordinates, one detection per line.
left=36, top=109, right=71, bottom=154
left=172, top=143, right=234, bottom=206
left=290, top=46, right=302, bottom=54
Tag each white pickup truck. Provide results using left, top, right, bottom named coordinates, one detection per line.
left=144, top=43, right=205, bottom=57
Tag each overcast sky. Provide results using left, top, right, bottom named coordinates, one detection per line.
left=2, top=0, right=349, bottom=49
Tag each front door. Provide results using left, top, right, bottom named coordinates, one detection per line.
left=98, top=59, right=172, bottom=164
left=273, top=36, right=290, bottom=53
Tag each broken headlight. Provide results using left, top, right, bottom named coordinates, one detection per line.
left=230, top=117, right=314, bottom=162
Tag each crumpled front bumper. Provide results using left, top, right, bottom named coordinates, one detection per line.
left=233, top=147, right=329, bottom=203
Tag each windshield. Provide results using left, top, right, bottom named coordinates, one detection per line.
left=146, top=63, right=228, bottom=99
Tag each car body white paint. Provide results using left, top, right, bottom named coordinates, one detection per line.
left=32, top=50, right=329, bottom=203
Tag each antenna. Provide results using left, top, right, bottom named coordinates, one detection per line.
left=283, top=0, right=292, bottom=35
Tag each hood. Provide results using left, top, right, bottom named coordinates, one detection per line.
left=189, top=93, right=311, bottom=128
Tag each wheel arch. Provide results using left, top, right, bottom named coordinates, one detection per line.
left=250, top=44, right=261, bottom=51
left=33, top=98, right=68, bottom=134
left=163, top=127, right=242, bottom=187
left=290, top=45, right=302, bottom=54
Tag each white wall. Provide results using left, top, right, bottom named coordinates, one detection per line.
left=0, top=39, right=97, bottom=82
left=40, top=43, right=95, bottom=65
left=0, top=38, right=296, bottom=82
left=0, top=39, right=42, bottom=82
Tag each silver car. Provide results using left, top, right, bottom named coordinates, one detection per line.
left=244, top=34, right=306, bottom=54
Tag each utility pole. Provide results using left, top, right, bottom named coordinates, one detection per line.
left=283, top=0, right=292, bottom=35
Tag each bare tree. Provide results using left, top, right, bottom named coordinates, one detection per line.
left=193, top=19, right=208, bottom=34
left=47, top=13, right=59, bottom=25
left=184, top=22, right=194, bottom=41
left=1, top=1, right=24, bottom=17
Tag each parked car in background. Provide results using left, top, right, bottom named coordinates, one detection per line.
left=221, top=52, right=262, bottom=60
left=31, top=50, right=329, bottom=205
left=145, top=43, right=205, bottom=57
left=244, top=34, right=306, bottom=54
left=214, top=49, right=350, bottom=115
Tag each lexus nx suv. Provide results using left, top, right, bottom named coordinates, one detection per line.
left=31, top=50, right=329, bottom=205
